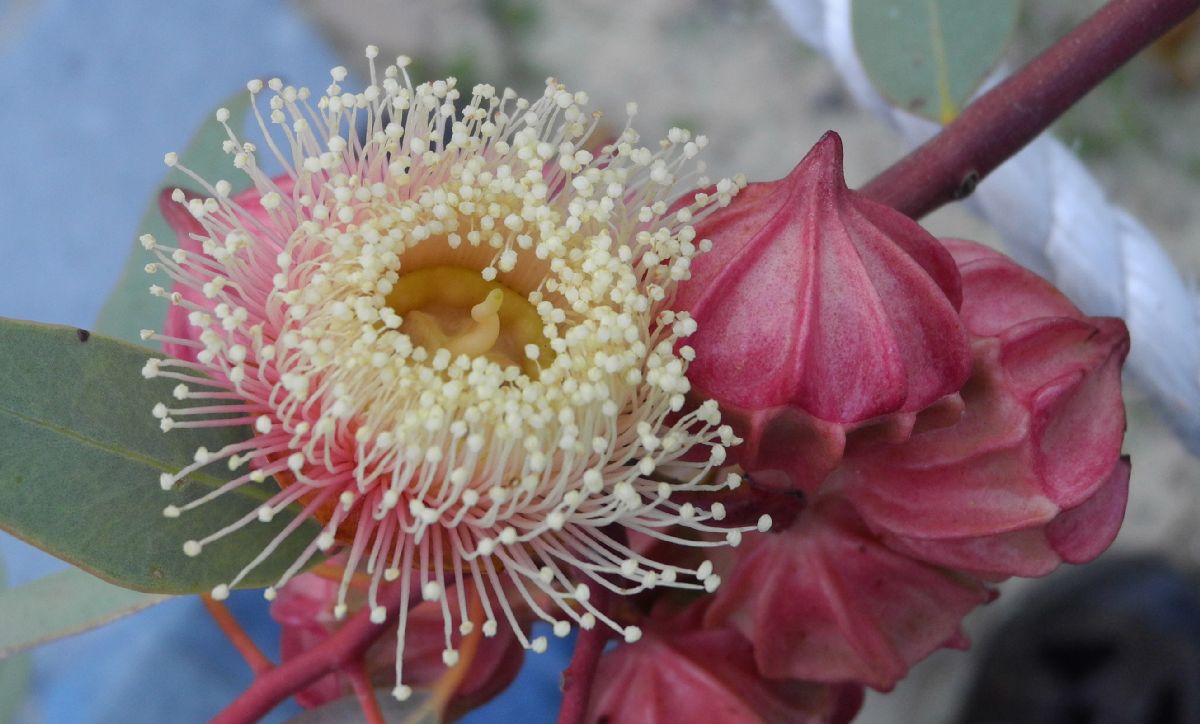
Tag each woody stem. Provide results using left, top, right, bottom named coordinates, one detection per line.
left=859, top=0, right=1200, bottom=218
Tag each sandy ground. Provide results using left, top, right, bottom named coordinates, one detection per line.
left=290, top=1, right=1200, bottom=721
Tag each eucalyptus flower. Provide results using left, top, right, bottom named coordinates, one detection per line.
left=141, top=48, right=768, bottom=699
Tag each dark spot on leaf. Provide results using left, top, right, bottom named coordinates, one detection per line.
left=909, top=96, right=928, bottom=110
left=76, top=328, right=91, bottom=342
left=150, top=567, right=164, bottom=580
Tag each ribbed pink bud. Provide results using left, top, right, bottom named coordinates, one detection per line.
left=676, top=132, right=971, bottom=492
left=839, top=240, right=1131, bottom=577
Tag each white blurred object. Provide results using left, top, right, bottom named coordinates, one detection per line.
left=772, top=0, right=1200, bottom=452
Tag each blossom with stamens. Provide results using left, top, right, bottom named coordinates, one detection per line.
left=142, top=47, right=769, bottom=700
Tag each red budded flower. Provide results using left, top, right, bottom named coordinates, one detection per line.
left=673, top=135, right=1129, bottom=698
left=699, top=236, right=1128, bottom=693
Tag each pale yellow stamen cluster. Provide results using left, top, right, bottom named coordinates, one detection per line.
left=142, top=46, right=764, bottom=700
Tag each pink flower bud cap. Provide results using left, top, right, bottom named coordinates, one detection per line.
left=676, top=132, right=970, bottom=491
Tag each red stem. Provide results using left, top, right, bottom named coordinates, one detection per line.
left=346, top=660, right=387, bottom=724
left=211, top=584, right=407, bottom=724
left=859, top=0, right=1200, bottom=219
left=556, top=586, right=612, bottom=724
left=201, top=594, right=275, bottom=676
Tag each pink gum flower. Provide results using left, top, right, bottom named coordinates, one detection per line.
left=703, top=496, right=992, bottom=690
left=145, top=65, right=770, bottom=700
left=838, top=240, right=1131, bottom=578
left=587, top=624, right=863, bottom=724
left=676, top=132, right=971, bottom=493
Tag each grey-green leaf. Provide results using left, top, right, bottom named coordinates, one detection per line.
left=0, top=567, right=169, bottom=658
left=0, top=319, right=321, bottom=593
left=852, top=0, right=1020, bottom=123
left=0, top=558, right=30, bottom=724
left=0, top=645, right=27, bottom=724
left=94, top=91, right=252, bottom=346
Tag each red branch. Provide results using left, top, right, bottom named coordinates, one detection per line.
left=211, top=584, right=407, bottom=724
left=860, top=0, right=1200, bottom=219
left=201, top=594, right=275, bottom=676
left=347, top=660, right=387, bottom=724
left=556, top=586, right=613, bottom=724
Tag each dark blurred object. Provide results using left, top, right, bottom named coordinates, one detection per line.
left=957, top=556, right=1200, bottom=724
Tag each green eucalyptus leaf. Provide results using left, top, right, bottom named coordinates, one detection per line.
left=0, top=558, right=31, bottom=724
left=851, top=0, right=1020, bottom=123
left=0, top=319, right=320, bottom=594
left=0, top=567, right=169, bottom=658
left=0, top=641, right=27, bottom=724
left=95, top=90, right=252, bottom=346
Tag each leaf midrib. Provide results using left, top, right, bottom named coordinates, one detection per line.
left=0, top=403, right=248, bottom=494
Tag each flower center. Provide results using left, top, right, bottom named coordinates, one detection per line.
left=385, top=266, right=550, bottom=376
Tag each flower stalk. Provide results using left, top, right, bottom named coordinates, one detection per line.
left=201, top=594, right=276, bottom=676
left=212, top=583, right=409, bottom=724
left=860, top=0, right=1200, bottom=219
left=346, top=662, right=387, bottom=724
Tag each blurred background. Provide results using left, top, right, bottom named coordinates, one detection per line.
left=1, top=0, right=1199, bottom=721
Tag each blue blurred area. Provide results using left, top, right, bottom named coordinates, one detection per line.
left=0, top=1, right=564, bottom=720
